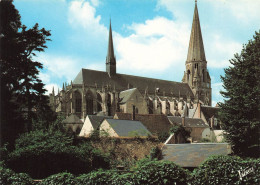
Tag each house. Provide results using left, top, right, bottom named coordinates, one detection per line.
left=79, top=115, right=112, bottom=137
left=114, top=112, right=172, bottom=136
left=62, top=114, right=83, bottom=134
left=168, top=116, right=210, bottom=142
left=99, top=119, right=151, bottom=137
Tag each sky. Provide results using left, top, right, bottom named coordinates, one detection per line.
left=13, top=0, right=260, bottom=106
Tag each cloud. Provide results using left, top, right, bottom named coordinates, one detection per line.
left=68, top=0, right=107, bottom=38
left=211, top=82, right=224, bottom=106
left=206, top=34, right=242, bottom=68
left=115, top=17, right=190, bottom=72
left=44, top=83, right=61, bottom=96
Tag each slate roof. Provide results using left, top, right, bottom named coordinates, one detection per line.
left=201, top=106, right=219, bottom=120
left=114, top=113, right=172, bottom=135
left=105, top=119, right=151, bottom=137
left=162, top=143, right=231, bottom=167
left=73, top=69, right=193, bottom=98
left=88, top=115, right=113, bottom=129
left=168, top=116, right=209, bottom=127
left=62, top=114, right=83, bottom=124
left=119, top=88, right=137, bottom=104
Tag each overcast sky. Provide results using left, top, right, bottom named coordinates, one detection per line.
left=14, top=0, right=260, bottom=106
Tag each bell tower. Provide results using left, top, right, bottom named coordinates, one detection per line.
left=182, top=1, right=211, bottom=105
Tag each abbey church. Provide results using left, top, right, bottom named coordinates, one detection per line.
left=49, top=2, right=213, bottom=122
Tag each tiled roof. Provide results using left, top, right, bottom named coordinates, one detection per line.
left=168, top=116, right=209, bottom=127
left=119, top=88, right=137, bottom=104
left=62, top=114, right=83, bottom=124
left=88, top=115, right=113, bottom=129
left=73, top=69, right=193, bottom=98
left=105, top=119, right=151, bottom=137
left=162, top=143, right=231, bottom=167
left=201, top=106, right=219, bottom=120
left=114, top=113, right=172, bottom=135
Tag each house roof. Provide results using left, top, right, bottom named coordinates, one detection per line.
left=168, top=116, right=209, bottom=128
left=119, top=88, right=137, bottom=104
left=62, top=114, right=83, bottom=124
left=73, top=69, right=193, bottom=98
left=114, top=113, right=172, bottom=135
left=105, top=119, right=151, bottom=137
left=88, top=115, right=113, bottom=129
left=201, top=106, right=219, bottom=120
left=162, top=143, right=231, bottom=167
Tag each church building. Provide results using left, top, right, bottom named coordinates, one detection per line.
left=49, top=2, right=212, bottom=121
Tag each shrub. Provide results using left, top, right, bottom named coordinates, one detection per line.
left=39, top=172, right=76, bottom=185
left=192, top=155, right=260, bottom=185
left=6, top=131, right=110, bottom=179
left=150, top=146, right=162, bottom=160
left=0, top=165, right=34, bottom=185
left=132, top=160, right=190, bottom=185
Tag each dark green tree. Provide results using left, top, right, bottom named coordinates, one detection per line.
left=0, top=0, right=53, bottom=147
left=219, top=31, right=260, bottom=158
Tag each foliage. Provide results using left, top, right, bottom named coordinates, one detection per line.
left=219, top=31, right=260, bottom=158
left=6, top=130, right=110, bottom=179
left=39, top=172, right=76, bottom=185
left=158, top=132, right=170, bottom=143
left=132, top=160, right=190, bottom=185
left=0, top=165, right=34, bottom=185
left=170, top=125, right=190, bottom=139
left=150, top=146, right=162, bottom=160
left=192, top=155, right=260, bottom=185
left=0, top=0, right=53, bottom=147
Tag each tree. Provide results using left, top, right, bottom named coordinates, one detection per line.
left=0, top=0, right=53, bottom=147
left=219, top=31, right=260, bottom=158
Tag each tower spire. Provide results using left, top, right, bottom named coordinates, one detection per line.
left=186, top=1, right=206, bottom=63
left=106, top=19, right=116, bottom=76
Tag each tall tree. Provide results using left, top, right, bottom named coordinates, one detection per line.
left=0, top=0, right=52, bottom=147
left=219, top=31, right=260, bottom=158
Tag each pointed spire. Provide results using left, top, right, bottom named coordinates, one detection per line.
left=186, top=1, right=206, bottom=62
left=106, top=19, right=116, bottom=76
left=62, top=83, right=65, bottom=91
left=107, top=19, right=115, bottom=62
left=52, top=86, right=55, bottom=95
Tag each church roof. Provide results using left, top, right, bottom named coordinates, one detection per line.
left=119, top=88, right=137, bottom=104
left=162, top=143, right=231, bottom=167
left=62, top=114, right=83, bottom=124
left=73, top=69, right=193, bottom=98
left=186, top=2, right=206, bottom=62
left=105, top=119, right=151, bottom=137
left=201, top=106, right=219, bottom=120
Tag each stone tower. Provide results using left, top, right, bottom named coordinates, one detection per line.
left=106, top=20, right=116, bottom=77
left=182, top=1, right=211, bottom=106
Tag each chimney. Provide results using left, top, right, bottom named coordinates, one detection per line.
left=197, top=102, right=201, bottom=118
left=182, top=114, right=185, bottom=126
left=132, top=105, right=136, bottom=120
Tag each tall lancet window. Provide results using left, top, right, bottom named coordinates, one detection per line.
left=97, top=93, right=102, bottom=112
left=86, top=90, right=93, bottom=115
left=187, top=70, right=191, bottom=82
left=202, top=69, right=205, bottom=82
left=75, top=91, right=82, bottom=113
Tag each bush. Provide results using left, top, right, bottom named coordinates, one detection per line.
left=0, top=165, right=34, bottom=185
left=150, top=146, right=162, bottom=160
left=76, top=170, right=133, bottom=185
left=192, top=155, right=260, bottom=185
left=6, top=130, right=110, bottom=179
left=39, top=172, right=76, bottom=185
left=132, top=160, right=190, bottom=185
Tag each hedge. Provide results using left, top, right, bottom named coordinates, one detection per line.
left=192, top=155, right=260, bottom=185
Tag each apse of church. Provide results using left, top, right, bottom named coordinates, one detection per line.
left=49, top=1, right=212, bottom=120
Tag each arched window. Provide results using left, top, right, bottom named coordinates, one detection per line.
left=107, top=93, right=111, bottom=116
left=187, top=70, right=191, bottom=82
left=202, top=69, right=205, bottom=82
left=97, top=93, right=102, bottom=112
left=86, top=90, right=93, bottom=115
left=75, top=91, right=82, bottom=113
